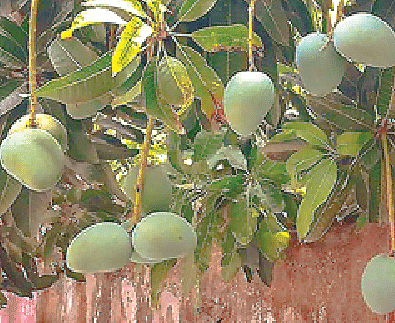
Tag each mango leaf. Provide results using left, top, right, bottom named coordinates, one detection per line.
left=360, top=137, right=379, bottom=171
left=207, top=146, right=247, bottom=170
left=150, top=259, right=177, bottom=309
left=257, top=252, right=274, bottom=287
left=112, top=80, right=142, bottom=107
left=47, top=38, right=98, bottom=76
left=286, top=147, right=324, bottom=177
left=249, top=0, right=290, bottom=46
left=180, top=252, right=198, bottom=297
left=207, top=174, right=245, bottom=198
left=178, top=0, right=218, bottom=22
left=376, top=67, right=395, bottom=119
left=0, top=17, right=27, bottom=58
left=0, top=80, right=23, bottom=112
left=250, top=181, right=284, bottom=213
left=0, top=34, right=26, bottom=67
left=176, top=45, right=224, bottom=119
left=112, top=17, right=152, bottom=75
left=221, top=227, right=236, bottom=267
left=336, top=131, right=374, bottom=157
left=297, top=158, right=337, bottom=240
left=304, top=170, right=350, bottom=243
left=37, top=51, right=113, bottom=104
left=255, top=212, right=290, bottom=262
left=0, top=169, right=22, bottom=217
left=142, top=60, right=185, bottom=134
left=228, top=197, right=258, bottom=246
left=282, top=0, right=314, bottom=36
left=221, top=251, right=241, bottom=282
left=0, top=246, right=33, bottom=297
left=194, top=213, right=212, bottom=275
left=253, top=157, right=290, bottom=186
left=238, top=239, right=260, bottom=273
left=191, top=25, right=263, bottom=52
left=193, top=129, right=225, bottom=161
left=283, top=122, right=329, bottom=147
left=61, top=8, right=127, bottom=39
left=82, top=0, right=148, bottom=18
left=305, top=92, right=374, bottom=131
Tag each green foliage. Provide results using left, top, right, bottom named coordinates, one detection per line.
left=2, top=0, right=395, bottom=304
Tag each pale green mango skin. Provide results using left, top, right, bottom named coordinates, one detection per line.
left=9, top=114, right=68, bottom=151
left=121, top=165, right=172, bottom=214
left=66, top=222, right=132, bottom=274
left=296, top=33, right=345, bottom=96
left=361, top=254, right=395, bottom=314
left=132, top=212, right=197, bottom=261
left=0, top=129, right=63, bottom=191
left=224, top=71, right=274, bottom=136
left=334, top=13, right=395, bottom=68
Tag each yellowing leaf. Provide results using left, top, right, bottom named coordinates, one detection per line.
left=61, top=8, right=127, bottom=39
left=112, top=17, right=151, bottom=75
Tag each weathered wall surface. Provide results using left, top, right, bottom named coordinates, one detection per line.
left=0, top=221, right=393, bottom=322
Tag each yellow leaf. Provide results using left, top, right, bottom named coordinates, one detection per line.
left=112, top=17, right=152, bottom=75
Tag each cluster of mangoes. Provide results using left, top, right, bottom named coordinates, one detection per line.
left=296, top=13, right=395, bottom=96
left=223, top=13, right=395, bottom=137
left=66, top=165, right=197, bottom=273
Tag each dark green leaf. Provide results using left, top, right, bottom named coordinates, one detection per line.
left=250, top=0, right=290, bottom=46
left=376, top=67, right=395, bottom=119
left=228, top=197, right=258, bottom=246
left=0, top=34, right=26, bottom=67
left=281, top=0, right=314, bottom=36
left=178, top=0, right=219, bottom=22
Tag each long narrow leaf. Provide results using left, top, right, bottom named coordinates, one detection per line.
left=37, top=51, right=113, bottom=104
left=192, top=25, right=263, bottom=52
left=178, top=0, right=219, bottom=22
left=61, top=8, right=127, bottom=39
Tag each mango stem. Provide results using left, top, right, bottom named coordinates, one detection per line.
left=131, top=117, right=155, bottom=227
left=248, top=0, right=256, bottom=72
left=382, top=130, right=395, bottom=252
left=28, top=0, right=38, bottom=128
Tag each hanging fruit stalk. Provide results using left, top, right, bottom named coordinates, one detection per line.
left=28, top=0, right=39, bottom=128
left=132, top=117, right=154, bottom=226
left=130, top=4, right=165, bottom=228
left=248, top=0, right=255, bottom=71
